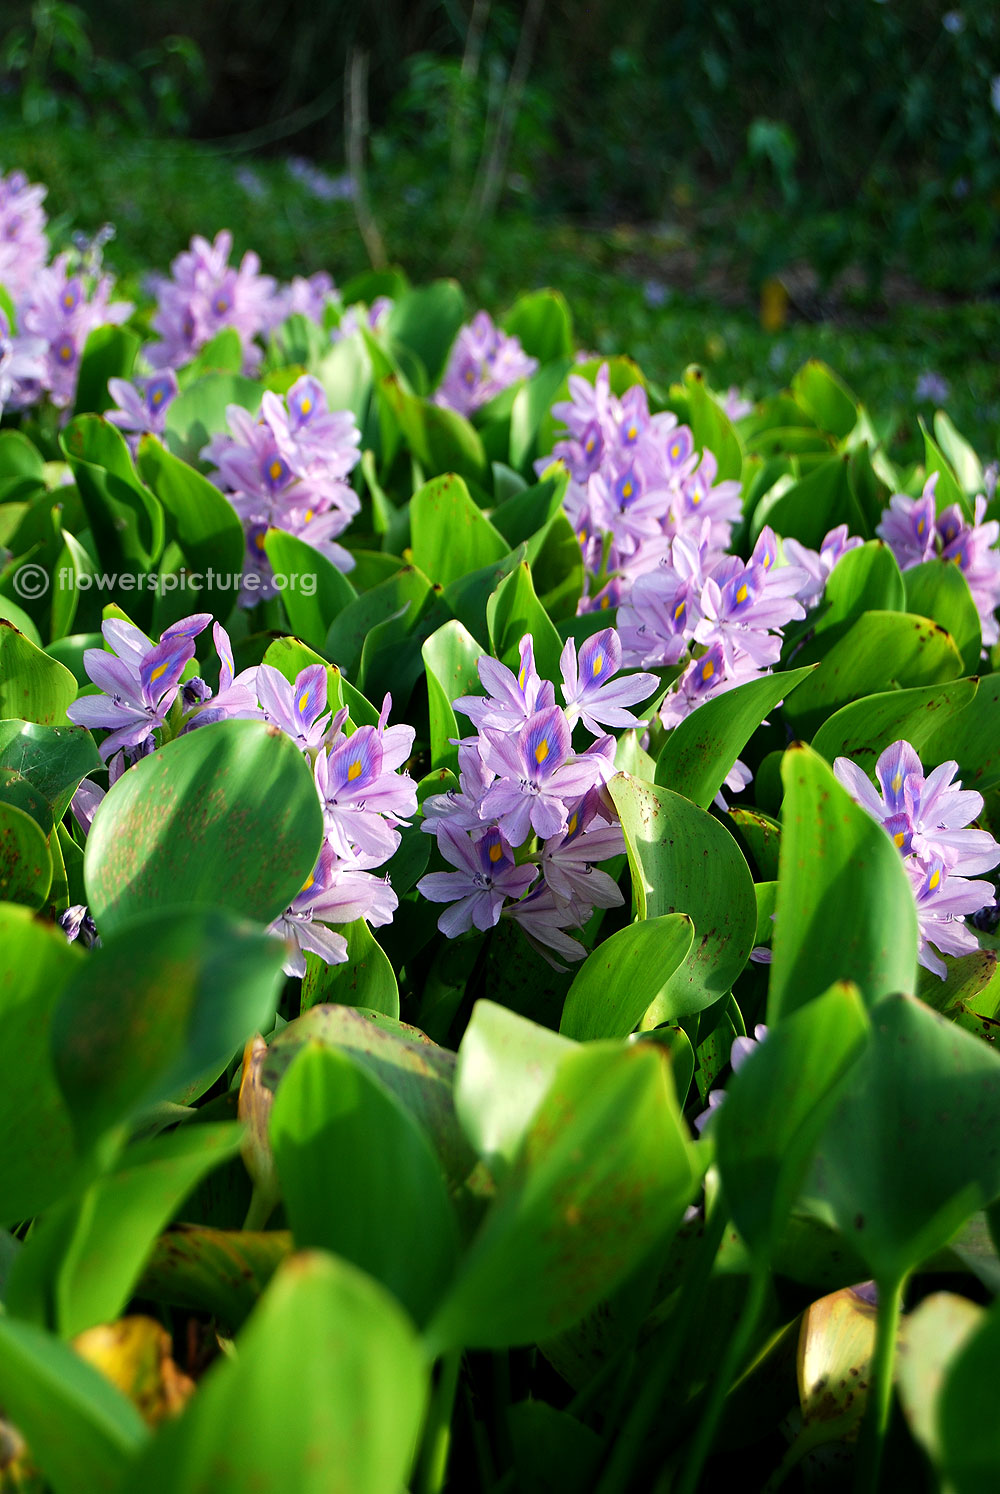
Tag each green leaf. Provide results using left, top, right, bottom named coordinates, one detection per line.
left=441, top=543, right=525, bottom=643
left=781, top=611, right=964, bottom=738
left=120, top=1251, right=427, bottom=1494
left=728, top=806, right=782, bottom=880
left=386, top=279, right=467, bottom=385
left=136, top=436, right=245, bottom=621
left=791, top=360, right=859, bottom=440
left=655, top=666, right=813, bottom=807
left=0, top=620, right=78, bottom=724
left=509, top=363, right=574, bottom=471
left=84, top=719, right=323, bottom=937
left=263, top=527, right=357, bottom=652
left=508, top=1401, right=603, bottom=1494
left=0, top=799, right=52, bottom=908
left=301, top=918, right=399, bottom=1018
left=50, top=528, right=100, bottom=642
left=608, top=771, right=757, bottom=1016
left=810, top=678, right=980, bottom=770
left=7, top=1124, right=243, bottom=1337
left=490, top=468, right=569, bottom=549
left=560, top=914, right=696, bottom=1040
left=271, top=1043, right=458, bottom=1323
left=805, top=541, right=905, bottom=650
left=0, top=1315, right=147, bottom=1494
left=410, top=471, right=508, bottom=587
left=933, top=412, right=985, bottom=497
left=0, top=720, right=99, bottom=834
left=379, top=375, right=488, bottom=487
left=684, top=366, right=743, bottom=482
left=768, top=745, right=918, bottom=1020
left=715, top=983, right=869, bottom=1261
left=0, top=904, right=83, bottom=1225
left=806, top=994, right=1000, bottom=1284
left=921, top=418, right=972, bottom=521
left=903, top=560, right=982, bottom=676
left=427, top=1042, right=699, bottom=1351
left=751, top=453, right=854, bottom=548
left=72, top=324, right=141, bottom=417
left=325, top=565, right=431, bottom=679
left=502, top=289, right=574, bottom=363
left=422, top=618, right=483, bottom=775
left=137, top=1225, right=290, bottom=1331
left=938, top=1296, right=1000, bottom=1493
left=179, top=328, right=245, bottom=383
left=921, top=672, right=1000, bottom=793
left=60, top=416, right=164, bottom=576
left=454, top=1001, right=575, bottom=1175
left=163, top=372, right=263, bottom=466
left=52, top=906, right=286, bottom=1148
left=0, top=429, right=45, bottom=486
left=486, top=560, right=564, bottom=683
left=897, top=1292, right=984, bottom=1467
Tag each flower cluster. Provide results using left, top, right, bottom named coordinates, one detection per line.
left=14, top=252, right=132, bottom=410
left=877, top=474, right=1000, bottom=649
left=107, top=370, right=180, bottom=449
left=0, top=169, right=48, bottom=301
left=435, top=311, right=538, bottom=417
left=0, top=308, right=46, bottom=421
left=202, top=374, right=362, bottom=604
left=834, top=739, right=1000, bottom=977
left=331, top=296, right=393, bottom=344
left=145, top=230, right=278, bottom=375
left=67, top=612, right=416, bottom=976
left=417, top=628, right=654, bottom=962
left=782, top=523, right=865, bottom=607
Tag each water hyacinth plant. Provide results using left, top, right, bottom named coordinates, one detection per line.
left=1, top=166, right=1000, bottom=1494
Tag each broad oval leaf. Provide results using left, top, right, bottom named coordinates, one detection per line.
left=0, top=620, right=77, bottom=725
left=410, top=471, right=508, bottom=588
left=560, top=913, right=695, bottom=1040
left=810, top=678, right=979, bottom=771
left=0, top=718, right=101, bottom=833
left=0, top=799, right=52, bottom=909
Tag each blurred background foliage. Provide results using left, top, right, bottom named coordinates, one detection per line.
left=2, top=0, right=999, bottom=458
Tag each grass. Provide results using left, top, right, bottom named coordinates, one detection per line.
left=6, top=123, right=999, bottom=468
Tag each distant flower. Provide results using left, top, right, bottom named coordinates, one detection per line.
left=642, top=278, right=669, bottom=308
left=694, top=1025, right=769, bottom=1134
left=991, top=75, right=1000, bottom=115
left=0, top=169, right=48, bottom=301
left=332, top=296, right=394, bottom=342
left=234, top=165, right=267, bottom=200
left=915, top=370, right=950, bottom=404
left=435, top=311, right=538, bottom=417
left=942, top=10, right=965, bottom=33
left=0, top=308, right=46, bottom=418
left=286, top=158, right=354, bottom=203
left=18, top=253, right=133, bottom=409
left=146, top=229, right=277, bottom=374
left=723, top=386, right=754, bottom=420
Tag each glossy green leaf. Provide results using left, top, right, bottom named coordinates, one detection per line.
left=560, top=914, right=695, bottom=1040
left=0, top=719, right=101, bottom=833
left=60, top=416, right=164, bottom=576
left=0, top=904, right=83, bottom=1224
left=684, top=366, right=743, bottom=482
left=715, top=983, right=869, bottom=1260
left=136, top=436, right=246, bottom=620
left=263, top=527, right=357, bottom=651
left=454, top=1001, right=575, bottom=1175
left=73, top=325, right=141, bottom=417
left=52, top=906, right=286, bottom=1147
left=301, top=918, right=399, bottom=1018
left=325, top=564, right=431, bottom=678
left=7, top=1124, right=243, bottom=1336
left=137, top=1225, right=290, bottom=1330
left=933, top=412, right=984, bottom=497
left=410, top=471, right=508, bottom=587
left=608, top=771, right=757, bottom=1016
left=502, top=288, right=574, bottom=363
left=262, top=1005, right=475, bottom=1190
left=898, top=1291, right=984, bottom=1465
left=806, top=994, right=1000, bottom=1284
left=442, top=543, right=524, bottom=643
left=422, top=619, right=483, bottom=775
left=509, top=362, right=574, bottom=470
left=728, top=806, right=781, bottom=880
left=486, top=559, right=564, bottom=684
left=922, top=418, right=972, bottom=521
left=655, top=665, right=813, bottom=806
left=751, top=453, right=854, bottom=548
left=271, top=1043, right=458, bottom=1322
left=805, top=540, right=905, bottom=650
left=379, top=375, right=488, bottom=486
left=0, top=1315, right=147, bottom=1494
left=903, top=559, right=982, bottom=676
left=508, top=1400, right=603, bottom=1494
left=427, top=1042, right=699, bottom=1351
left=782, top=611, right=963, bottom=738
left=490, top=468, right=569, bottom=550
left=120, top=1251, right=427, bottom=1494
left=938, top=1296, right=1000, bottom=1493
left=163, top=372, right=263, bottom=466
left=921, top=672, right=1000, bottom=793
left=386, top=279, right=466, bottom=385
left=0, top=620, right=77, bottom=724
left=0, top=800, right=52, bottom=908
left=50, top=528, right=101, bottom=642
left=791, top=359, right=859, bottom=440
left=768, top=745, right=918, bottom=1019
left=810, top=677, right=979, bottom=770
left=84, top=718, right=323, bottom=936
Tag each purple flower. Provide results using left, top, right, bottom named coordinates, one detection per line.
left=18, top=253, right=133, bottom=409
left=418, top=824, right=538, bottom=937
left=314, top=721, right=417, bottom=862
left=332, top=297, right=394, bottom=342
left=939, top=495, right=1000, bottom=650
left=0, top=170, right=48, bottom=301
left=915, top=371, right=950, bottom=405
left=783, top=524, right=865, bottom=607
left=255, top=663, right=331, bottom=751
left=559, top=627, right=656, bottom=734
left=539, top=789, right=625, bottom=906
left=695, top=557, right=805, bottom=670
left=435, top=311, right=538, bottom=417
left=0, top=308, right=46, bottom=418
left=454, top=634, right=555, bottom=734
left=146, top=230, right=277, bottom=374
left=270, top=843, right=396, bottom=977
left=107, top=371, right=179, bottom=445
left=876, top=477, right=939, bottom=569
left=269, top=272, right=336, bottom=327
left=504, top=884, right=588, bottom=966
left=694, top=1025, right=769, bottom=1134
left=479, top=705, right=603, bottom=843
left=67, top=613, right=211, bottom=758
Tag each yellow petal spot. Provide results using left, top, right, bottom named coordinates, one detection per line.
left=518, top=667, right=527, bottom=691
left=917, top=519, right=925, bottom=536
left=763, top=550, right=773, bottom=569
left=347, top=758, right=363, bottom=781
left=585, top=437, right=595, bottom=454
left=600, top=594, right=610, bottom=610
left=58, top=344, right=73, bottom=363
left=488, top=839, right=503, bottom=863
left=578, top=527, right=587, bottom=544
left=929, top=868, right=941, bottom=891
left=670, top=443, right=680, bottom=460
left=674, top=600, right=686, bottom=620
left=304, top=509, right=314, bottom=524
left=298, top=690, right=310, bottom=714
left=567, top=812, right=578, bottom=837
left=691, top=490, right=701, bottom=506
left=622, top=481, right=633, bottom=500
left=892, top=771, right=903, bottom=793
left=736, top=584, right=748, bottom=604
left=149, top=662, right=168, bottom=684
left=151, top=388, right=164, bottom=406
left=300, top=873, right=314, bottom=893
left=893, top=831, right=905, bottom=847
left=592, top=651, right=604, bottom=677
left=626, top=424, right=637, bottom=440
left=268, top=459, right=284, bottom=481
left=254, top=530, right=267, bottom=551
left=534, top=738, right=550, bottom=765
left=701, top=659, right=715, bottom=681
left=300, top=397, right=312, bottom=415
